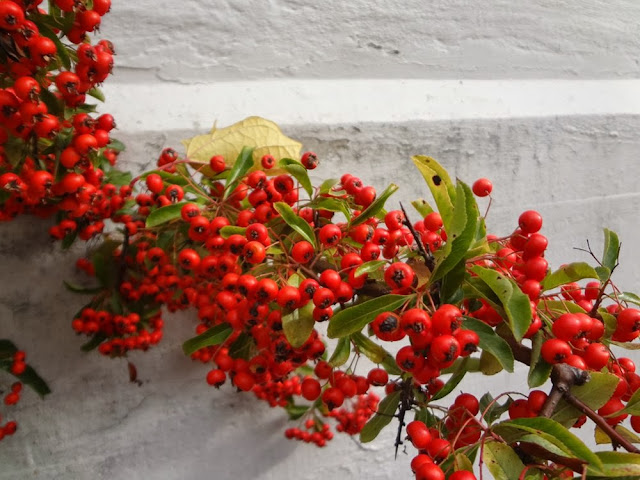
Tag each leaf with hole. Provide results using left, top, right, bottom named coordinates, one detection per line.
left=411, top=155, right=457, bottom=228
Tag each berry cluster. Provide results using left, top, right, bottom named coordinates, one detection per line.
left=0, top=0, right=122, bottom=239
left=56, top=142, right=640, bottom=479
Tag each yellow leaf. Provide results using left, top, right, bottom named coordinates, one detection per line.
left=182, top=116, right=303, bottom=177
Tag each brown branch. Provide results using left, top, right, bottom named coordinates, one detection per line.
left=399, top=202, right=435, bottom=271
left=540, top=364, right=589, bottom=418
left=563, top=391, right=640, bottom=454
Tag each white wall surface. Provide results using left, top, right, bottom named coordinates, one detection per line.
left=2, top=1, right=640, bottom=479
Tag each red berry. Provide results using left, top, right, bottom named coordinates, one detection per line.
left=472, top=178, right=492, bottom=197
left=301, top=378, right=321, bottom=401
left=518, top=210, right=543, bottom=234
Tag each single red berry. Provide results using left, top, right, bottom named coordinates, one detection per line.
left=472, top=178, right=492, bottom=197
left=209, top=155, right=226, bottom=173
left=301, top=377, right=321, bottom=401
left=301, top=151, right=318, bottom=170
left=518, top=210, right=543, bottom=234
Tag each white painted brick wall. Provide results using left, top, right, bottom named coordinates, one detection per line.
left=2, top=1, right=640, bottom=478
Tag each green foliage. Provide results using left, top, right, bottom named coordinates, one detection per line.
left=273, top=202, right=317, bottom=248
left=349, top=183, right=399, bottom=227
left=182, top=324, right=233, bottom=356
left=470, top=265, right=532, bottom=341
left=327, top=294, right=410, bottom=338
left=360, top=390, right=401, bottom=443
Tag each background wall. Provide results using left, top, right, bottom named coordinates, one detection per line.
left=2, top=1, right=640, bottom=479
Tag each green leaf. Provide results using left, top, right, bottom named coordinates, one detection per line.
left=430, top=182, right=479, bottom=283
left=228, top=332, right=253, bottom=360
left=318, top=178, right=339, bottom=194
left=182, top=324, right=232, bottom=356
left=103, top=169, right=132, bottom=186
left=602, top=228, right=621, bottom=272
left=12, top=365, right=51, bottom=398
left=482, top=440, right=532, bottom=480
left=479, top=393, right=512, bottom=425
left=140, top=169, right=187, bottom=185
left=552, top=372, right=619, bottom=425
left=146, top=202, right=188, bottom=228
left=282, top=302, right=315, bottom=348
left=219, top=226, right=247, bottom=239
left=309, top=196, right=351, bottom=219
left=106, top=138, right=126, bottom=152
left=496, top=417, right=603, bottom=470
left=541, top=262, right=601, bottom=291
left=87, top=87, right=105, bottom=102
left=0, top=340, right=17, bottom=359
left=439, top=259, right=466, bottom=305
left=360, top=390, right=401, bottom=443
left=596, top=266, right=611, bottom=282
left=351, top=332, right=401, bottom=374
left=38, top=87, right=63, bottom=117
left=328, top=336, right=351, bottom=367
left=273, top=202, right=316, bottom=248
left=595, top=425, right=640, bottom=445
left=462, top=317, right=514, bottom=372
left=619, top=292, right=640, bottom=307
left=285, top=402, right=310, bottom=420
left=479, top=350, right=503, bottom=375
left=411, top=155, right=456, bottom=227
left=327, top=294, right=410, bottom=339
left=80, top=334, right=106, bottom=352
left=609, top=340, right=640, bottom=350
left=618, top=388, right=640, bottom=416
left=592, top=451, right=640, bottom=477
left=539, top=300, right=587, bottom=315
left=349, top=183, right=399, bottom=228
left=453, top=453, right=474, bottom=473
left=430, top=356, right=469, bottom=401
left=63, top=281, right=102, bottom=294
left=223, top=146, right=254, bottom=200
left=36, top=22, right=71, bottom=69
left=471, top=265, right=532, bottom=341
left=279, top=158, right=313, bottom=197
left=528, top=331, right=553, bottom=388
left=60, top=230, right=77, bottom=250
left=411, top=198, right=434, bottom=217
left=353, top=260, right=387, bottom=278
left=91, top=240, right=120, bottom=288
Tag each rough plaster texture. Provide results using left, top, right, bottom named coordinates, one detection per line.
left=2, top=116, right=640, bottom=479
left=102, top=0, right=640, bottom=82
left=3, top=0, right=640, bottom=478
